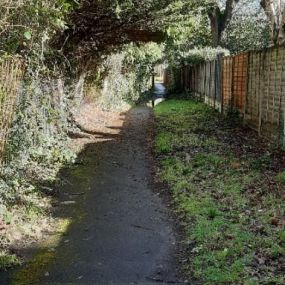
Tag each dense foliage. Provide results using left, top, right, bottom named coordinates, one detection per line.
left=0, top=0, right=73, bottom=59
left=221, top=0, right=271, bottom=53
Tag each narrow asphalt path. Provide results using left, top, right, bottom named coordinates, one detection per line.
left=9, top=106, right=181, bottom=284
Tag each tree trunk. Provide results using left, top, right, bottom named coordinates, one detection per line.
left=208, top=0, right=238, bottom=47
left=208, top=8, right=222, bottom=46
left=261, top=0, right=285, bottom=45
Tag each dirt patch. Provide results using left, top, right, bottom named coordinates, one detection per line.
left=70, top=102, right=129, bottom=153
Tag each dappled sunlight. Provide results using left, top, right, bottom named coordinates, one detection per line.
left=1, top=105, right=128, bottom=284
left=11, top=218, right=72, bottom=285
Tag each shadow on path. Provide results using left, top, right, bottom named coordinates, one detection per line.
left=4, top=106, right=182, bottom=284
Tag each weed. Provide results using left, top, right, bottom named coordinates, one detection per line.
left=275, top=171, right=285, bottom=183
left=248, top=154, right=272, bottom=170
left=0, top=251, right=21, bottom=269
left=280, top=231, right=285, bottom=243
left=155, top=132, right=173, bottom=153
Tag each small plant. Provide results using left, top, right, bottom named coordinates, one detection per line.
left=155, top=133, right=172, bottom=153
left=207, top=207, right=219, bottom=219
left=280, top=231, right=285, bottom=243
left=249, top=154, right=272, bottom=170
left=0, top=251, right=21, bottom=269
left=275, top=171, right=285, bottom=184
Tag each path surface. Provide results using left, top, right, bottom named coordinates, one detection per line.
left=9, top=106, right=181, bottom=284
left=153, top=83, right=166, bottom=99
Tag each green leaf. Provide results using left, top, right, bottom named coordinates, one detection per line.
left=23, top=31, right=32, bottom=40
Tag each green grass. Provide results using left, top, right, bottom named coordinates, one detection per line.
left=275, top=171, right=285, bottom=183
left=0, top=251, right=21, bottom=269
left=155, top=132, right=173, bottom=153
left=155, top=98, right=285, bottom=284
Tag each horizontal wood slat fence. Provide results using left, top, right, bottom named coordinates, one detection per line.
left=170, top=46, right=285, bottom=146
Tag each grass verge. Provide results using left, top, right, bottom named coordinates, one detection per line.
left=154, top=97, right=285, bottom=285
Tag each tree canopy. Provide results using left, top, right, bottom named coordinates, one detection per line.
left=0, top=0, right=278, bottom=69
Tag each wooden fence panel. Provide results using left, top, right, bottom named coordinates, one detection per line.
left=259, top=47, right=285, bottom=141
left=222, top=57, right=233, bottom=111
left=164, top=45, right=285, bottom=145
left=0, top=57, right=23, bottom=164
left=215, top=57, right=222, bottom=111
left=245, top=52, right=262, bottom=130
left=232, top=53, right=248, bottom=112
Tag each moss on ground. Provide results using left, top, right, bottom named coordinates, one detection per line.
left=0, top=251, right=21, bottom=269
left=155, top=98, right=285, bottom=285
left=11, top=218, right=71, bottom=285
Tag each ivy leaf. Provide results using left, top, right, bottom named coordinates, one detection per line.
left=23, top=31, right=32, bottom=40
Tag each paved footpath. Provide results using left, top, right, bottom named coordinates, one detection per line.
left=6, top=105, right=182, bottom=284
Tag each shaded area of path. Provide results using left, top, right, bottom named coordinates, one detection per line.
left=8, top=106, right=181, bottom=284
